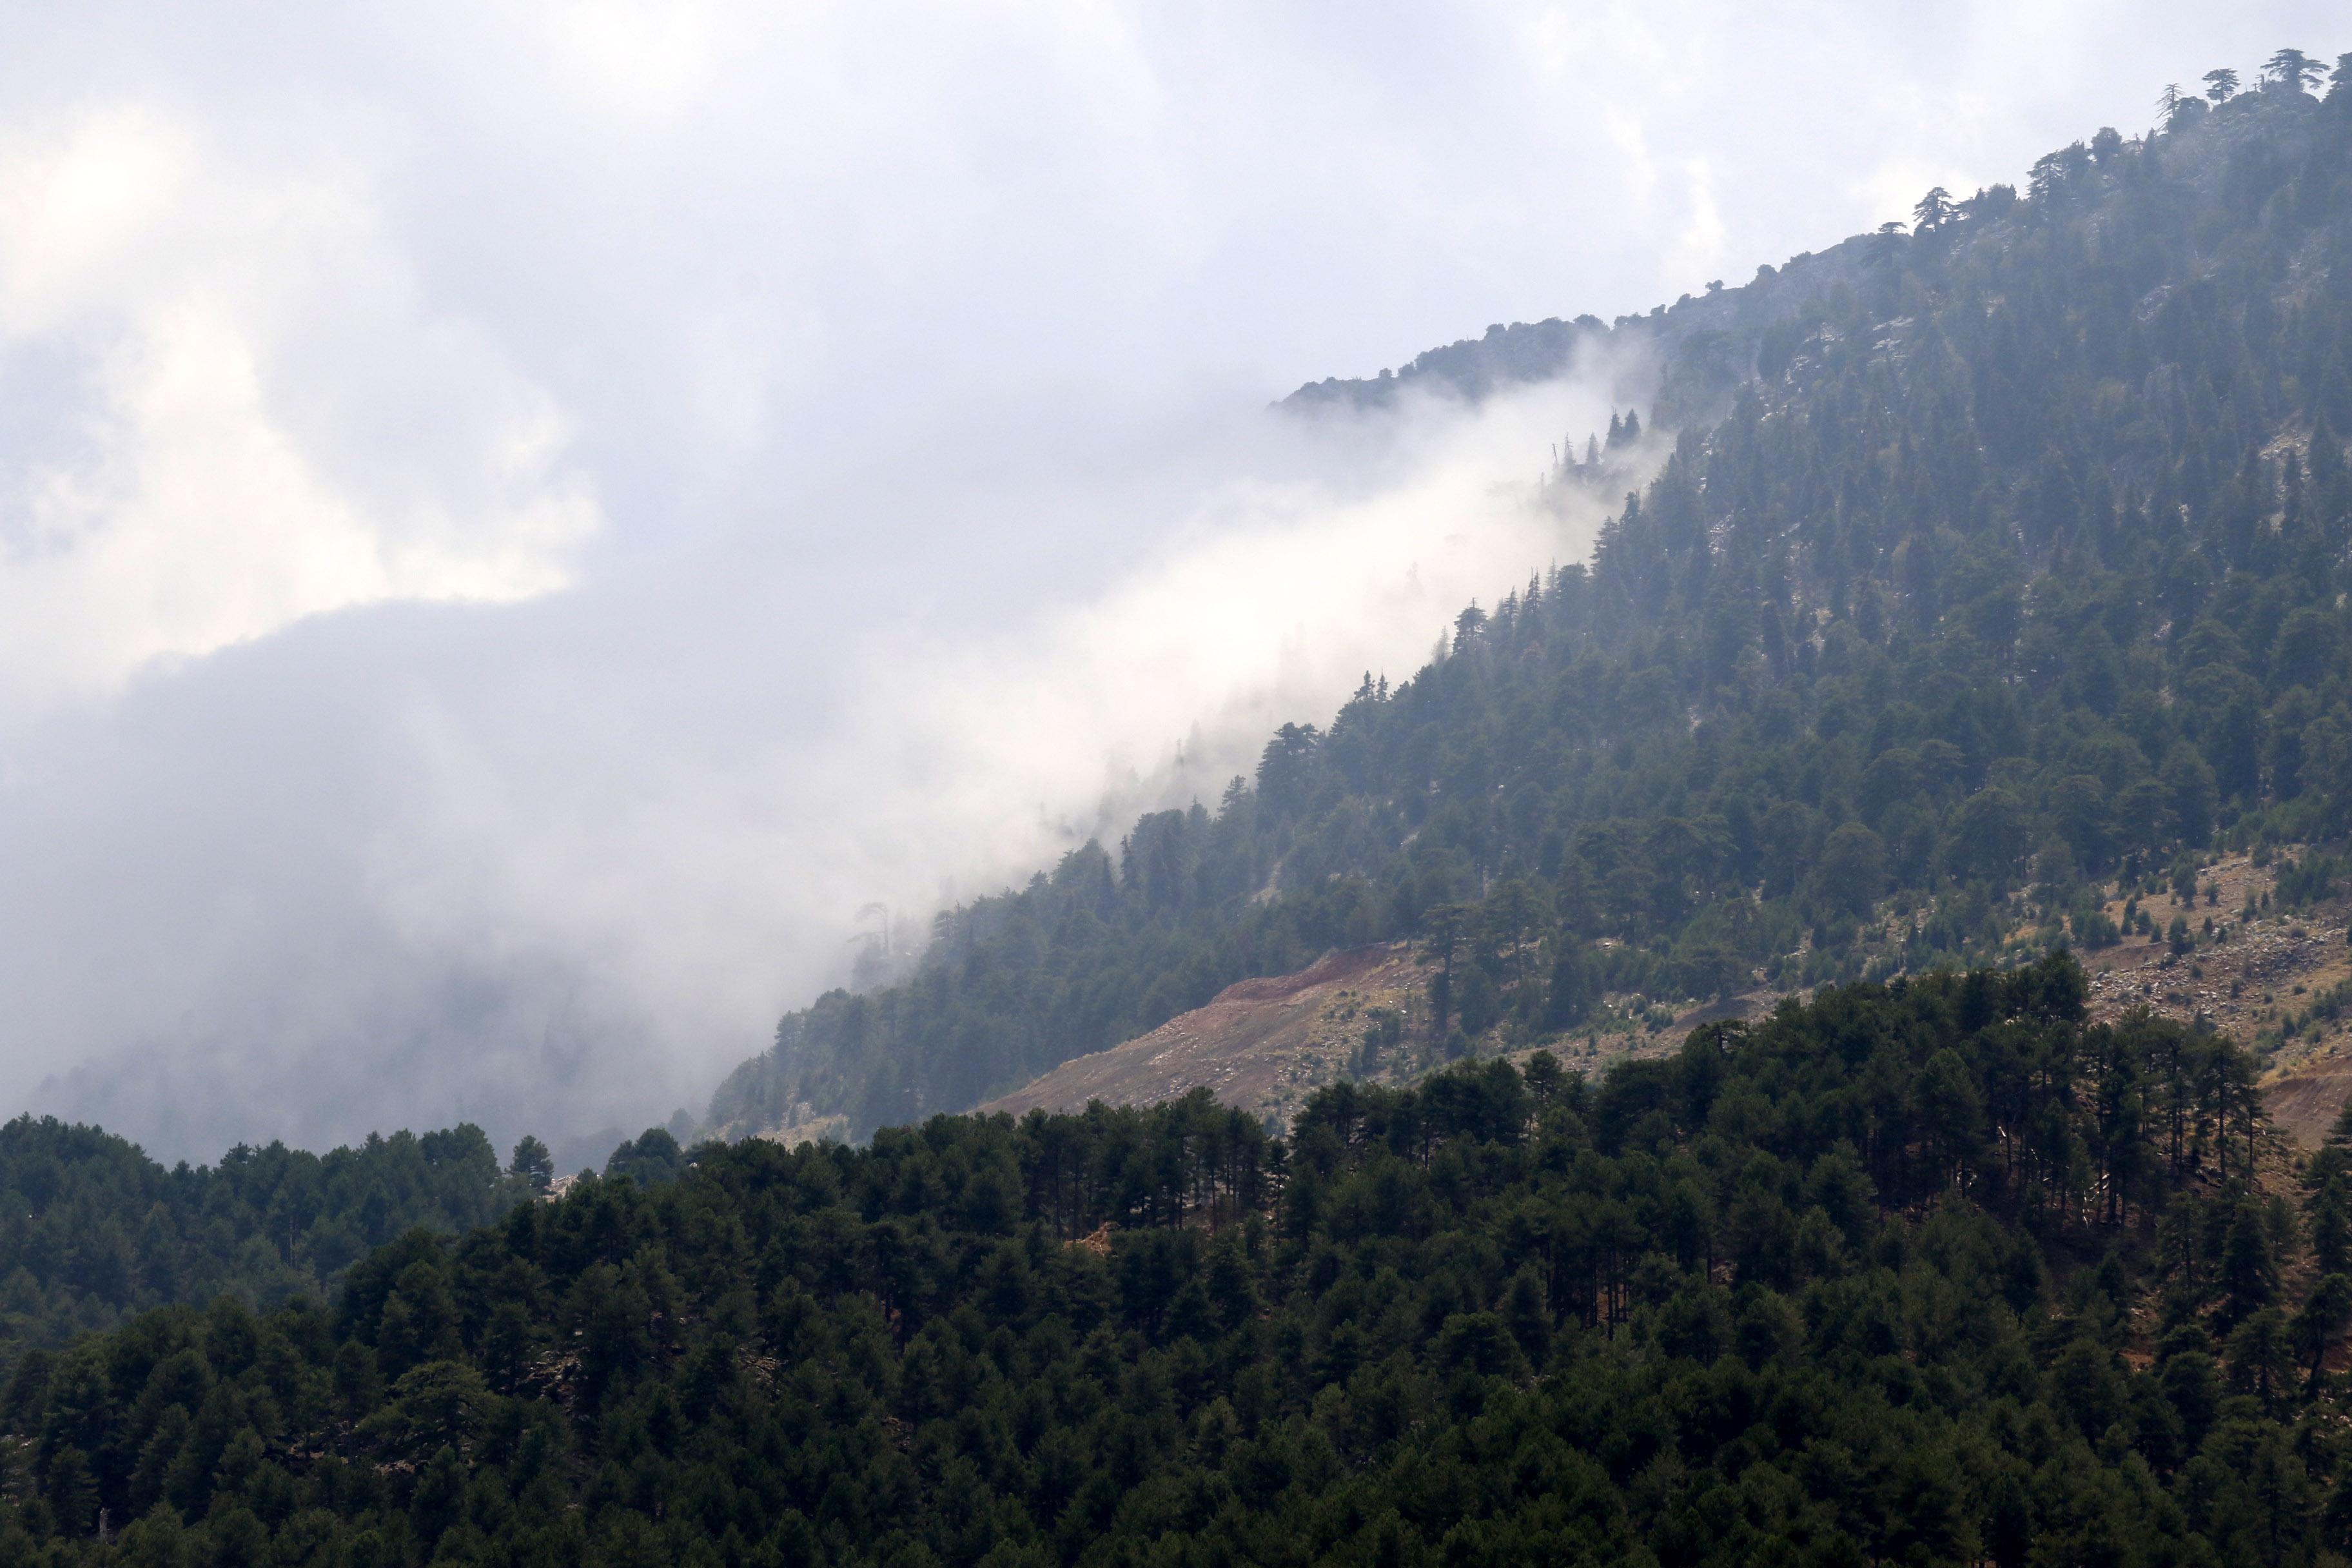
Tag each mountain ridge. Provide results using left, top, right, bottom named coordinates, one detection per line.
left=709, top=66, right=2352, bottom=1148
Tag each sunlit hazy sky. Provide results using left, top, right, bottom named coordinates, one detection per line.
left=0, top=1, right=2338, bottom=1160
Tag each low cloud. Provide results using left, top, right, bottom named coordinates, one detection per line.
left=8, top=364, right=1640, bottom=1161
left=0, top=104, right=599, bottom=716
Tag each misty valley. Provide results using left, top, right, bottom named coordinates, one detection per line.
left=11, top=43, right=2352, bottom=1568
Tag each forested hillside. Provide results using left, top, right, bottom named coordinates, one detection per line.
left=713, top=57, right=2352, bottom=1143
left=0, top=1119, right=547, bottom=1380
left=17, top=959, right=2352, bottom=1566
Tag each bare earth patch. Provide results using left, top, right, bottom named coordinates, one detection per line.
left=965, top=852, right=2351, bottom=1143
left=2067, top=849, right=2352, bottom=1148
left=974, top=943, right=1786, bottom=1126
left=975, top=944, right=1433, bottom=1122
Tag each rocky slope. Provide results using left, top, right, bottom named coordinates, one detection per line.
left=975, top=945, right=1431, bottom=1123
left=976, top=942, right=1788, bottom=1125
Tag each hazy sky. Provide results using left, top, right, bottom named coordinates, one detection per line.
left=0, top=1, right=2337, bottom=1162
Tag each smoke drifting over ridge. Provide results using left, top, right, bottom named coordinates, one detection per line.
left=5, top=366, right=1644, bottom=1162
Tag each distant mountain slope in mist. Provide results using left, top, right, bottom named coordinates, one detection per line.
left=710, top=65, right=2352, bottom=1145
left=1280, top=232, right=1872, bottom=421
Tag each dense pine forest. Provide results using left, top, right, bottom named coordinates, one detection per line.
left=14, top=958, right=2352, bottom=1566
left=11, top=45, right=2352, bottom=1568
left=0, top=1121, right=542, bottom=1380
left=712, top=54, right=2352, bottom=1143
left=0, top=1119, right=696, bottom=1382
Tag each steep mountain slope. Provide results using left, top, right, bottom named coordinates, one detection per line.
left=710, top=69, right=2352, bottom=1145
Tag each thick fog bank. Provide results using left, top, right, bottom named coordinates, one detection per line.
left=2, top=370, right=1639, bottom=1162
